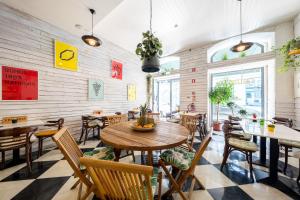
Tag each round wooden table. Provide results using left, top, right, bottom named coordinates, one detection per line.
left=101, top=121, right=189, bottom=165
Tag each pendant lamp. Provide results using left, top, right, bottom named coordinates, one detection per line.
left=82, top=9, right=102, bottom=47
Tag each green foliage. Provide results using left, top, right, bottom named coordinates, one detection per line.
left=138, top=103, right=148, bottom=127
left=240, top=52, right=246, bottom=58
left=277, top=37, right=300, bottom=72
left=222, top=53, right=228, bottom=60
left=209, top=80, right=234, bottom=122
left=227, top=101, right=236, bottom=115
left=238, top=109, right=248, bottom=117
left=209, top=80, right=234, bottom=105
left=135, top=31, right=163, bottom=60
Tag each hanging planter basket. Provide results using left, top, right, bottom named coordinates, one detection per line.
left=142, top=55, right=160, bottom=72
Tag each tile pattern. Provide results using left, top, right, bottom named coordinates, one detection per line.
left=0, top=133, right=298, bottom=200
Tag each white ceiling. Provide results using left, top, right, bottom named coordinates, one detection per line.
left=2, top=0, right=300, bottom=55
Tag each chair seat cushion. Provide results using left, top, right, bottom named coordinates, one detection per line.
left=279, top=139, right=300, bottom=148
left=35, top=130, right=57, bottom=137
left=80, top=147, right=115, bottom=170
left=160, top=147, right=195, bottom=170
left=88, top=120, right=103, bottom=127
left=228, top=138, right=258, bottom=152
left=231, top=131, right=252, bottom=141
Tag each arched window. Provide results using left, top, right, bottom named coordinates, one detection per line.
left=211, top=43, right=264, bottom=63
left=160, top=56, right=180, bottom=75
left=207, top=32, right=274, bottom=63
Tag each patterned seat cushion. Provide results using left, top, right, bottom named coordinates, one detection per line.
left=160, top=147, right=195, bottom=170
left=88, top=120, right=103, bottom=127
left=230, top=131, right=251, bottom=141
left=80, top=147, right=115, bottom=170
left=279, top=139, right=300, bottom=148
left=228, top=138, right=258, bottom=152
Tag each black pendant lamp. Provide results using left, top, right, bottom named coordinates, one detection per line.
left=231, top=0, right=253, bottom=52
left=82, top=9, right=102, bottom=47
left=142, top=0, right=160, bottom=73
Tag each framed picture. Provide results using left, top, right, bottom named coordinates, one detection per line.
left=88, top=79, right=104, bottom=100
left=55, top=40, right=78, bottom=71
left=2, top=66, right=38, bottom=100
left=127, top=84, right=136, bottom=101
left=111, top=60, right=122, bottom=80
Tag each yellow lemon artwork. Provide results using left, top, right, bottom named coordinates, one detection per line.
left=128, top=84, right=136, bottom=101
left=55, top=40, right=78, bottom=71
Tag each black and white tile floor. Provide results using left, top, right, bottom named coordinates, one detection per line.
left=0, top=133, right=299, bottom=200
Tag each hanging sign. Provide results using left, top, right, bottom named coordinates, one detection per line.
left=2, top=66, right=38, bottom=100
left=111, top=60, right=123, bottom=80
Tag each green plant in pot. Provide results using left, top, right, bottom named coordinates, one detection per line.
left=136, top=31, right=163, bottom=73
left=277, top=37, right=300, bottom=71
left=209, top=80, right=234, bottom=131
left=238, top=109, right=248, bottom=118
left=227, top=101, right=236, bottom=116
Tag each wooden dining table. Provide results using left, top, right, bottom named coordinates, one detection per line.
left=241, top=120, right=300, bottom=197
left=101, top=121, right=189, bottom=165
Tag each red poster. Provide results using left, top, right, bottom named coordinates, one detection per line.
left=111, top=60, right=122, bottom=80
left=2, top=66, right=38, bottom=100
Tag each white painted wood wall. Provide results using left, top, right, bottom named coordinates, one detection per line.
left=0, top=4, right=147, bottom=149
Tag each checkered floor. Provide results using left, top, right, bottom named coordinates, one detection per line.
left=0, top=133, right=299, bottom=200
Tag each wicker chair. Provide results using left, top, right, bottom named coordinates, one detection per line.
left=221, top=121, right=258, bottom=178
left=178, top=114, right=199, bottom=151
left=80, top=157, right=162, bottom=200
left=35, top=118, right=64, bottom=157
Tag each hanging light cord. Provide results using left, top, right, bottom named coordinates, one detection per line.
left=239, top=0, right=243, bottom=41
left=150, top=0, right=153, bottom=33
left=91, top=9, right=94, bottom=35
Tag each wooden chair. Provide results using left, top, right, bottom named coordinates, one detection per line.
left=0, top=127, right=36, bottom=172
left=159, top=133, right=212, bottom=200
left=178, top=114, right=199, bottom=151
left=147, top=112, right=160, bottom=122
left=79, top=116, right=102, bottom=145
left=274, top=117, right=298, bottom=174
left=197, top=114, right=208, bottom=141
left=104, top=114, right=135, bottom=162
left=35, top=118, right=64, bottom=157
left=221, top=121, right=258, bottom=178
left=80, top=157, right=162, bottom=200
left=52, top=127, right=94, bottom=200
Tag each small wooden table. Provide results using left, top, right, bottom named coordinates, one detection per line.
left=0, top=120, right=44, bottom=131
left=101, top=121, right=189, bottom=165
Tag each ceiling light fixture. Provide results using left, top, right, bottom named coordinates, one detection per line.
left=82, top=9, right=102, bottom=47
left=231, top=0, right=253, bottom=52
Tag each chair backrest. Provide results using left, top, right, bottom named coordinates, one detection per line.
left=147, top=112, right=160, bottom=122
left=189, top=131, right=212, bottom=172
left=2, top=116, right=28, bottom=124
left=0, top=127, right=34, bottom=151
left=80, top=157, right=154, bottom=200
left=52, top=127, right=91, bottom=187
left=106, top=114, right=128, bottom=126
left=273, top=117, right=293, bottom=128
left=180, top=115, right=198, bottom=136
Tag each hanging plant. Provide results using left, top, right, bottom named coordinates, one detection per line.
left=136, top=31, right=163, bottom=60
left=278, top=37, right=300, bottom=72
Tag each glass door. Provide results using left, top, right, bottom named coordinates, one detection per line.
left=153, top=75, right=180, bottom=117
left=210, top=67, right=264, bottom=122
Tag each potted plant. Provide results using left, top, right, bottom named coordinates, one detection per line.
left=278, top=37, right=300, bottom=71
left=136, top=31, right=163, bottom=72
left=209, top=80, right=234, bottom=131
left=227, top=101, right=236, bottom=116
left=238, top=109, right=248, bottom=118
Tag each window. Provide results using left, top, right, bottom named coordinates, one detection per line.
left=159, top=57, right=180, bottom=75
left=211, top=43, right=264, bottom=63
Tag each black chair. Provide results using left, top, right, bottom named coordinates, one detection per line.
left=79, top=116, right=102, bottom=145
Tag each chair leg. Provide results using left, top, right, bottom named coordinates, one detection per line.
left=38, top=137, right=43, bottom=157
left=157, top=172, right=162, bottom=200
left=79, top=128, right=84, bottom=143
left=84, top=129, right=88, bottom=145
left=188, top=176, right=196, bottom=199
left=131, top=151, right=135, bottom=163
left=221, top=146, right=229, bottom=171
left=71, top=179, right=81, bottom=189
left=284, top=146, right=289, bottom=174
left=26, top=145, right=32, bottom=173
left=297, top=159, right=300, bottom=186
left=1, top=151, right=5, bottom=169
left=249, top=152, right=254, bottom=179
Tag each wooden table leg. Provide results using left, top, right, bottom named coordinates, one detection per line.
left=147, top=150, right=153, bottom=166
left=114, top=149, right=121, bottom=162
